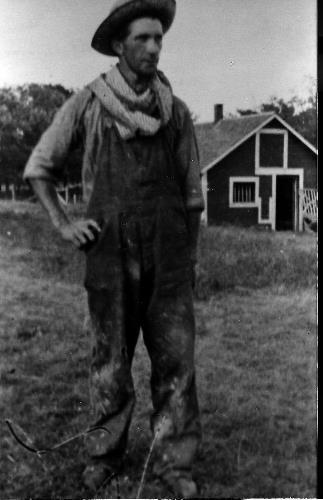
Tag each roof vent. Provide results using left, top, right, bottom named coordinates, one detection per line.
left=214, top=104, right=223, bottom=124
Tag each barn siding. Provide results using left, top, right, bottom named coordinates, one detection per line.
left=287, top=133, right=317, bottom=188
left=263, top=118, right=284, bottom=129
left=207, top=136, right=258, bottom=226
left=262, top=121, right=317, bottom=188
left=259, top=176, right=272, bottom=220
left=204, top=117, right=317, bottom=228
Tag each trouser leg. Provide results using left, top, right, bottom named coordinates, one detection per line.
left=84, top=256, right=142, bottom=463
left=142, top=279, right=202, bottom=479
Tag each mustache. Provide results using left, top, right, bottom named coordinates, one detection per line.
left=143, top=57, right=159, bottom=63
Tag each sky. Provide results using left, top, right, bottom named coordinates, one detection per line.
left=0, top=0, right=316, bottom=123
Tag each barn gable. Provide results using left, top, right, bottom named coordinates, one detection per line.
left=196, top=112, right=317, bottom=231
left=196, top=112, right=274, bottom=170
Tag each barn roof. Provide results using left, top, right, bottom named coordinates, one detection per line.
left=195, top=112, right=274, bottom=169
left=195, top=112, right=317, bottom=173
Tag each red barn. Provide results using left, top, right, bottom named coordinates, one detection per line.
left=195, top=106, right=317, bottom=231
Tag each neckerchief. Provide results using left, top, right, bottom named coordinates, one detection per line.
left=88, top=65, right=173, bottom=140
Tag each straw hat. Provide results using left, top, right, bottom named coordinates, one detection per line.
left=92, top=0, right=176, bottom=56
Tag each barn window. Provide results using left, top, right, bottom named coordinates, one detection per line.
left=256, top=129, right=288, bottom=171
left=229, top=177, right=259, bottom=207
left=233, top=182, right=255, bottom=203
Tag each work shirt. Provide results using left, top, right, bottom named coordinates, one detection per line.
left=23, top=86, right=204, bottom=213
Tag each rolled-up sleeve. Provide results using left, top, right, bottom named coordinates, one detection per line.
left=174, top=98, right=205, bottom=212
left=23, top=89, right=89, bottom=183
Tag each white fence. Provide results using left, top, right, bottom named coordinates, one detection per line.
left=1, top=182, right=83, bottom=204
left=56, top=183, right=83, bottom=205
left=299, top=188, right=318, bottom=223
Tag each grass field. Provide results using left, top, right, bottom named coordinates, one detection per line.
left=0, top=201, right=317, bottom=498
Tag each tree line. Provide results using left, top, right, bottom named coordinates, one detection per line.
left=0, top=81, right=317, bottom=189
left=235, top=78, right=316, bottom=146
left=0, top=83, right=81, bottom=190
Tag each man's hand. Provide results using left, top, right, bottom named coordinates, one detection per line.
left=58, top=220, right=101, bottom=249
left=28, top=180, right=102, bottom=251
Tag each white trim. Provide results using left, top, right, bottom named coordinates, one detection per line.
left=229, top=176, right=272, bottom=225
left=297, top=170, right=304, bottom=231
left=284, top=130, right=289, bottom=169
left=201, top=173, right=208, bottom=224
left=255, top=129, right=288, bottom=173
left=258, top=180, right=273, bottom=225
left=271, top=169, right=304, bottom=231
left=229, top=176, right=259, bottom=208
left=269, top=114, right=317, bottom=154
left=229, top=170, right=303, bottom=230
left=272, top=175, right=276, bottom=230
left=293, top=179, right=298, bottom=231
left=259, top=128, right=287, bottom=133
left=268, top=195, right=274, bottom=226
left=202, top=114, right=276, bottom=174
left=201, top=113, right=317, bottom=175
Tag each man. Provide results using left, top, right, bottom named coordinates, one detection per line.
left=23, top=0, right=204, bottom=496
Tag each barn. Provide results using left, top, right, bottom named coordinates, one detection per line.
left=195, top=105, right=317, bottom=231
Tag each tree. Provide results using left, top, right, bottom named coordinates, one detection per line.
left=0, top=84, right=81, bottom=188
left=235, top=109, right=257, bottom=116
left=236, top=79, right=317, bottom=146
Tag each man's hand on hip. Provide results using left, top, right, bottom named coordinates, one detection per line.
left=28, top=179, right=101, bottom=251
left=58, top=220, right=101, bottom=249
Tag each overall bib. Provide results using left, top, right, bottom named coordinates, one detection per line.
left=83, top=115, right=201, bottom=479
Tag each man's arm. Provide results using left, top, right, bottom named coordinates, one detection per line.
left=173, top=98, right=205, bottom=264
left=30, top=179, right=100, bottom=248
left=24, top=90, right=101, bottom=248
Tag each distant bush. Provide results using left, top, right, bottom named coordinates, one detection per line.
left=194, top=225, right=317, bottom=299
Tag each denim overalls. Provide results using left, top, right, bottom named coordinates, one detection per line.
left=83, top=112, right=201, bottom=479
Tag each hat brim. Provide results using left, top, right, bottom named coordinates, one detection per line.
left=92, top=0, right=176, bottom=56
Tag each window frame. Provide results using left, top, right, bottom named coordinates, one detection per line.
left=229, top=176, right=259, bottom=208
left=255, top=129, right=288, bottom=173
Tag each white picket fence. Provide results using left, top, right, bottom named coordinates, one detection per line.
left=56, top=183, right=83, bottom=205
left=0, top=182, right=83, bottom=204
left=0, top=183, right=28, bottom=201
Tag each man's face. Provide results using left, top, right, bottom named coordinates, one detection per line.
left=116, top=17, right=163, bottom=77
